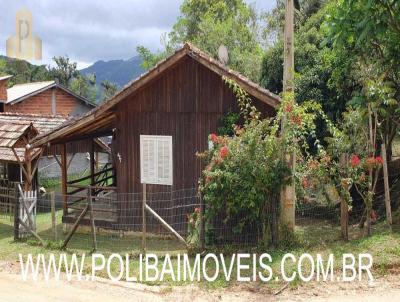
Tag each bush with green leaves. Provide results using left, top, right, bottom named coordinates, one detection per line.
left=198, top=79, right=325, bottom=243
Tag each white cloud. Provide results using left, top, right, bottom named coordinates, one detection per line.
left=0, top=0, right=275, bottom=67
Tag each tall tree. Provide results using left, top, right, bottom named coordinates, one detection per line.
left=260, top=1, right=354, bottom=121
left=101, top=80, right=118, bottom=101
left=0, top=57, right=50, bottom=86
left=262, top=0, right=325, bottom=43
left=137, top=0, right=264, bottom=81
left=70, top=73, right=97, bottom=103
left=49, top=56, right=79, bottom=87
left=326, top=0, right=400, bottom=156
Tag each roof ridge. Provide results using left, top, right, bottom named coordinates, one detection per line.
left=0, top=112, right=67, bottom=118
left=10, top=80, right=55, bottom=87
left=32, top=43, right=281, bottom=147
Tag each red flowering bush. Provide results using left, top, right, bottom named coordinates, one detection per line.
left=301, top=177, right=311, bottom=189
left=210, top=133, right=218, bottom=144
left=348, top=155, right=383, bottom=170
left=350, top=155, right=361, bottom=167
left=199, top=117, right=290, bottom=238
left=199, top=85, right=323, bottom=242
left=219, top=146, right=229, bottom=159
left=284, top=103, right=293, bottom=113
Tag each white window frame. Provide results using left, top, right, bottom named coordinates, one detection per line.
left=140, top=135, right=173, bottom=185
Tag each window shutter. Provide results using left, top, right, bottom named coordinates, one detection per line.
left=140, top=135, right=172, bottom=185
left=157, top=137, right=172, bottom=184
left=140, top=136, right=156, bottom=184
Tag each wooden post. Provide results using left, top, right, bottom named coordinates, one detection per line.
left=90, top=140, right=96, bottom=197
left=61, top=144, right=68, bottom=216
left=199, top=193, right=205, bottom=251
left=88, top=188, right=97, bottom=251
left=381, top=143, right=392, bottom=226
left=13, top=183, right=20, bottom=241
left=95, top=151, right=99, bottom=173
left=90, top=140, right=95, bottom=185
left=283, top=0, right=294, bottom=92
left=142, top=183, right=147, bottom=254
left=24, top=148, right=32, bottom=191
left=50, top=191, right=57, bottom=240
left=145, top=204, right=187, bottom=246
left=339, top=154, right=349, bottom=241
left=340, top=198, right=349, bottom=240
left=280, top=0, right=296, bottom=231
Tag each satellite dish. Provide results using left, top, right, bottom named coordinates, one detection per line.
left=218, top=45, right=229, bottom=65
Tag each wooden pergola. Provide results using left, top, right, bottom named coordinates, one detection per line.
left=0, top=122, right=42, bottom=191
left=0, top=113, right=111, bottom=195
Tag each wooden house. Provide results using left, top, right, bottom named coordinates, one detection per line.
left=32, top=43, right=280, bottom=230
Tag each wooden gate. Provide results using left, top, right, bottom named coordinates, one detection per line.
left=17, top=185, right=38, bottom=238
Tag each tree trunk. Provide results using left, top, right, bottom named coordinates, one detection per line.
left=366, top=206, right=371, bottom=236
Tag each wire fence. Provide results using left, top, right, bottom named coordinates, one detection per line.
left=0, top=175, right=399, bottom=254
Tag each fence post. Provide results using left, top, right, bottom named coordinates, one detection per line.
left=50, top=191, right=57, bottom=240
left=339, top=154, right=349, bottom=241
left=88, top=187, right=97, bottom=251
left=199, top=193, right=205, bottom=251
left=142, top=183, right=147, bottom=254
left=381, top=143, right=392, bottom=227
left=13, top=183, right=20, bottom=241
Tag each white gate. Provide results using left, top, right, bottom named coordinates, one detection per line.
left=18, top=185, right=37, bottom=237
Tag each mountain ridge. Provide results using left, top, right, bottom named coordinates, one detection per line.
left=80, top=55, right=144, bottom=88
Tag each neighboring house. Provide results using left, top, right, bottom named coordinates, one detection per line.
left=32, top=43, right=280, bottom=229
left=0, top=76, right=94, bottom=116
left=0, top=76, right=103, bottom=189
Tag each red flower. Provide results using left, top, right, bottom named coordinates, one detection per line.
left=219, top=146, right=229, bottom=159
left=290, top=114, right=302, bottom=126
left=284, top=103, right=293, bottom=113
left=350, top=155, right=361, bottom=167
left=194, top=207, right=200, bottom=213
left=375, top=156, right=384, bottom=165
left=210, top=133, right=218, bottom=143
left=371, top=210, right=377, bottom=223
left=302, top=177, right=310, bottom=188
left=366, top=157, right=376, bottom=167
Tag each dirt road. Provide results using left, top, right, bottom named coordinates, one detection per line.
left=0, top=262, right=399, bottom=302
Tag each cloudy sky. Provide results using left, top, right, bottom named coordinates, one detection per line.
left=0, top=0, right=275, bottom=68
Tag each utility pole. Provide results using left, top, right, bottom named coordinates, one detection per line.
left=280, top=0, right=296, bottom=230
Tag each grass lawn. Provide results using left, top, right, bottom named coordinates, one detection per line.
left=0, top=212, right=399, bottom=289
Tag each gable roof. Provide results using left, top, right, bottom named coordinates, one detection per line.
left=0, top=121, right=38, bottom=148
left=95, top=42, right=280, bottom=114
left=5, top=80, right=95, bottom=107
left=0, top=113, right=110, bottom=162
left=32, top=43, right=281, bottom=147
left=0, top=75, right=13, bottom=82
left=0, top=112, right=67, bottom=133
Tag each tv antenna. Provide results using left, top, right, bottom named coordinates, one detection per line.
left=217, top=45, right=229, bottom=65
